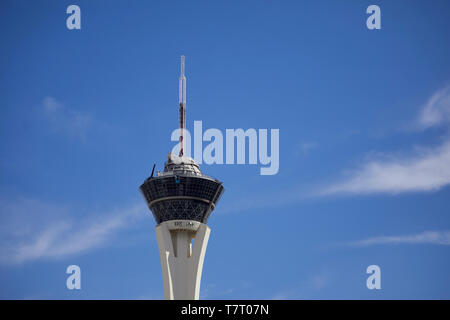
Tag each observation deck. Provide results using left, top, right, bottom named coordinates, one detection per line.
left=140, top=153, right=224, bottom=224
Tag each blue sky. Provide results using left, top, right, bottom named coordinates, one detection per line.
left=1, top=0, right=450, bottom=299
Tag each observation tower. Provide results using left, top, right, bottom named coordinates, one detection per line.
left=139, top=56, right=224, bottom=300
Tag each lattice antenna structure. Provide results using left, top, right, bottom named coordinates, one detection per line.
left=179, top=55, right=186, bottom=156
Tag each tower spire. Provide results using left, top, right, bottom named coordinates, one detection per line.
left=179, top=55, right=186, bottom=157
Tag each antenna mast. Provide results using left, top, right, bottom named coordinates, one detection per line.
left=179, top=55, right=186, bottom=157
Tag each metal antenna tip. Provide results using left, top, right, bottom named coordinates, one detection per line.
left=180, top=55, right=185, bottom=76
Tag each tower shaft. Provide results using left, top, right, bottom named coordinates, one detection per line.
left=155, top=220, right=210, bottom=299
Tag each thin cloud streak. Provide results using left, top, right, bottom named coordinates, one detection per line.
left=320, top=140, right=450, bottom=195
left=0, top=197, right=146, bottom=265
left=42, top=96, right=93, bottom=139
left=418, top=85, right=450, bottom=130
left=348, top=230, right=450, bottom=246
left=295, top=142, right=317, bottom=157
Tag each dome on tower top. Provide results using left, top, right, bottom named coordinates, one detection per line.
left=163, top=152, right=202, bottom=175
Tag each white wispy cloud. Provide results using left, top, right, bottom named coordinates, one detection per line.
left=348, top=230, right=450, bottom=246
left=309, top=273, right=329, bottom=291
left=269, top=271, right=331, bottom=299
left=270, top=291, right=299, bottom=300
left=319, top=85, right=450, bottom=195
left=295, top=142, right=317, bottom=157
left=320, top=140, right=450, bottom=195
left=200, top=283, right=235, bottom=299
left=418, top=85, right=450, bottom=129
left=42, top=96, right=93, bottom=139
left=0, top=197, right=146, bottom=265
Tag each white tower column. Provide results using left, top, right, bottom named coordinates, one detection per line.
left=155, top=220, right=211, bottom=300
